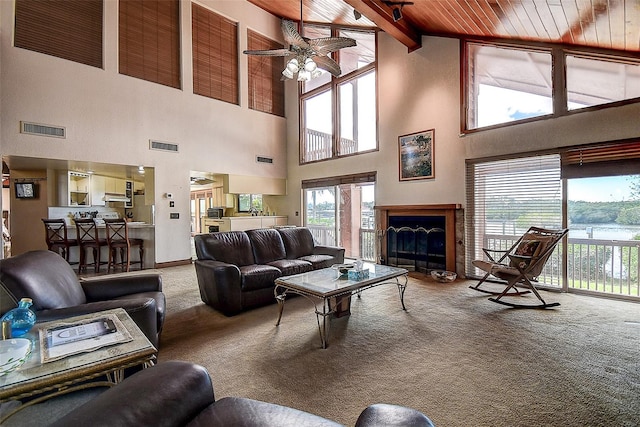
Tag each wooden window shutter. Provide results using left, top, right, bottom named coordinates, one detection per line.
left=247, top=30, right=285, bottom=117
left=192, top=3, right=238, bottom=105
left=119, top=0, right=180, bottom=89
left=14, top=0, right=103, bottom=68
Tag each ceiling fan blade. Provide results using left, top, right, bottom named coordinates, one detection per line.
left=282, top=20, right=309, bottom=48
left=243, top=48, right=293, bottom=57
left=310, top=37, right=357, bottom=56
left=312, top=55, right=342, bottom=77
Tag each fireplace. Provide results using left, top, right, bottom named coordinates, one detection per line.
left=375, top=204, right=462, bottom=274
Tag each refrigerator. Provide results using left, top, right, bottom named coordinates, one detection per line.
left=130, top=194, right=155, bottom=224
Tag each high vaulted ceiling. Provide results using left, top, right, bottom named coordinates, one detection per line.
left=248, top=0, right=640, bottom=54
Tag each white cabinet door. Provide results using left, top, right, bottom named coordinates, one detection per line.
left=91, top=175, right=106, bottom=206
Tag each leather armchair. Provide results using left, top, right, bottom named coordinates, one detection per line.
left=0, top=250, right=165, bottom=347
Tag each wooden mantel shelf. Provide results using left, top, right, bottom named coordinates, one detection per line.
left=374, top=204, right=462, bottom=211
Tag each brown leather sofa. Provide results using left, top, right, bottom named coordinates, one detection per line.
left=194, top=227, right=345, bottom=316
left=43, top=361, right=435, bottom=427
left=0, top=250, right=165, bottom=348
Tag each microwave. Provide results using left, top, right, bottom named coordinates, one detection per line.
left=207, top=207, right=224, bottom=218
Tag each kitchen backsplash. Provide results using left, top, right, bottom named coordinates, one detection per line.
left=48, top=206, right=124, bottom=225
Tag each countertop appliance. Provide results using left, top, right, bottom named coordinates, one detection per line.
left=207, top=207, right=224, bottom=219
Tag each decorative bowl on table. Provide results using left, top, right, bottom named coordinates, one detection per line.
left=430, top=270, right=457, bottom=283
left=332, top=264, right=354, bottom=278
left=0, top=338, right=33, bottom=376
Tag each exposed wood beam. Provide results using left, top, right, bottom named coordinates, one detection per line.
left=344, top=0, right=422, bottom=52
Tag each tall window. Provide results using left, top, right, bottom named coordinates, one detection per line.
left=192, top=4, right=238, bottom=104
left=464, top=42, right=640, bottom=132
left=300, top=27, right=377, bottom=164
left=466, top=155, right=563, bottom=286
left=247, top=30, right=284, bottom=116
left=14, top=0, right=103, bottom=68
left=119, top=0, right=180, bottom=89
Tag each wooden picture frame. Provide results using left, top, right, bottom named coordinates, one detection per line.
left=399, top=129, right=435, bottom=181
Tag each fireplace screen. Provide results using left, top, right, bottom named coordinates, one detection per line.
left=385, top=216, right=446, bottom=272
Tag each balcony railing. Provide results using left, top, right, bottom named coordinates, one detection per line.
left=304, top=129, right=357, bottom=162
left=307, top=225, right=376, bottom=262
left=481, top=233, right=640, bottom=298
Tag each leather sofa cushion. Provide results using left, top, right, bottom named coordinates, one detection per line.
left=355, top=403, right=435, bottom=427
left=277, top=227, right=315, bottom=259
left=239, top=264, right=282, bottom=292
left=298, top=254, right=335, bottom=269
left=268, top=259, right=313, bottom=276
left=0, top=250, right=87, bottom=310
left=188, top=397, right=342, bottom=427
left=194, top=232, right=255, bottom=267
left=246, top=229, right=287, bottom=264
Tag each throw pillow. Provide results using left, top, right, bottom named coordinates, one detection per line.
left=510, top=239, right=540, bottom=268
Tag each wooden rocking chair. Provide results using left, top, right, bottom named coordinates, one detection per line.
left=470, top=227, right=568, bottom=308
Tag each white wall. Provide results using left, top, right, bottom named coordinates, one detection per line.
left=283, top=31, right=640, bottom=224
left=0, top=0, right=286, bottom=263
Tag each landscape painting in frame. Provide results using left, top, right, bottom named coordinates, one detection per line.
left=399, top=129, right=435, bottom=181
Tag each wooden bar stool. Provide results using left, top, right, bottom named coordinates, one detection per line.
left=75, top=218, right=108, bottom=273
left=42, top=218, right=78, bottom=264
left=104, top=218, right=144, bottom=272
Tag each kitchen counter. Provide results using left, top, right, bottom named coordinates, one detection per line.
left=62, top=223, right=155, bottom=269
left=201, top=216, right=288, bottom=233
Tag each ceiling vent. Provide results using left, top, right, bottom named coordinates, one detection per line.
left=256, top=156, right=273, bottom=164
left=20, top=121, right=65, bottom=138
left=149, top=140, right=179, bottom=153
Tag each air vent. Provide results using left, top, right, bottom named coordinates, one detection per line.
left=20, top=121, right=65, bottom=138
left=149, top=140, right=179, bottom=153
left=256, top=156, right=273, bottom=164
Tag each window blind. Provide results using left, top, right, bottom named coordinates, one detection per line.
left=247, top=30, right=284, bottom=117
left=14, top=0, right=103, bottom=68
left=301, top=171, right=377, bottom=189
left=465, top=155, right=562, bottom=279
left=119, top=0, right=180, bottom=89
left=192, top=3, right=238, bottom=105
left=561, top=140, right=640, bottom=179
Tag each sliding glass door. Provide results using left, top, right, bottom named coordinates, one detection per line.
left=304, top=180, right=376, bottom=261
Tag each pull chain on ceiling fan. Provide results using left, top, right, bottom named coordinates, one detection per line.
left=243, top=0, right=356, bottom=82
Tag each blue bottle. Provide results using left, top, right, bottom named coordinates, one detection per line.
left=1, top=298, right=36, bottom=337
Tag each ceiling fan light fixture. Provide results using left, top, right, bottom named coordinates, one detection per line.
left=304, top=57, right=317, bottom=72
left=297, top=69, right=311, bottom=81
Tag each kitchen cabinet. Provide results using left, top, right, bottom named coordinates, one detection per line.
left=90, top=176, right=127, bottom=206
left=59, top=171, right=91, bottom=206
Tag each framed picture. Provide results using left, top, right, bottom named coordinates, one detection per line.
left=399, top=129, right=435, bottom=181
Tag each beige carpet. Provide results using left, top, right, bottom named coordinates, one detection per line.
left=157, top=265, right=640, bottom=427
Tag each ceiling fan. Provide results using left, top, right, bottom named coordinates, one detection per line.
left=243, top=3, right=356, bottom=81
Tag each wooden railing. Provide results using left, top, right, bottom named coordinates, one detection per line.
left=304, top=129, right=357, bottom=162
left=306, top=225, right=376, bottom=262
left=480, top=233, right=640, bottom=297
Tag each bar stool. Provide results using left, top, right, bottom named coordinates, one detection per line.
left=75, top=218, right=108, bottom=273
left=42, top=218, right=78, bottom=264
left=104, top=218, right=144, bottom=272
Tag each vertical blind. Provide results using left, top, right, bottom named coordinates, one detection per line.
left=247, top=30, right=284, bottom=117
left=14, top=0, right=103, bottom=68
left=192, top=3, right=238, bottom=105
left=119, top=0, right=180, bottom=89
left=465, top=155, right=562, bottom=278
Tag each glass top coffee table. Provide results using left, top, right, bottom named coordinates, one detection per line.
left=274, top=263, right=408, bottom=348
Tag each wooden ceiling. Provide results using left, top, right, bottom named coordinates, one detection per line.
left=248, top=0, right=640, bottom=54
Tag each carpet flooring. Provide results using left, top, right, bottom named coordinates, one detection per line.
left=157, top=265, right=640, bottom=427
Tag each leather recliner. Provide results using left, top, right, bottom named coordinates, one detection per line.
left=0, top=250, right=165, bottom=348
left=46, top=361, right=435, bottom=427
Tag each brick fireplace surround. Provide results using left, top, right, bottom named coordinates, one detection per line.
left=374, top=204, right=464, bottom=276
